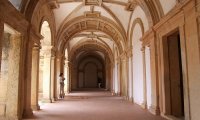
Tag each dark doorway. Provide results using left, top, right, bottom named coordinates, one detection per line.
left=163, top=31, right=184, bottom=118
left=77, top=55, right=105, bottom=89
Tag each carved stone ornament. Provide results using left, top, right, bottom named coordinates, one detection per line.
left=84, top=0, right=102, bottom=6
left=125, top=0, right=137, bottom=11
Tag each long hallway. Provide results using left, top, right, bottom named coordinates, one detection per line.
left=24, top=91, right=166, bottom=120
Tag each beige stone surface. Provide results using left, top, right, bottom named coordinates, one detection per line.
left=0, top=0, right=200, bottom=120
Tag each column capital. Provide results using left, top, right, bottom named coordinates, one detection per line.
left=141, top=46, right=146, bottom=52
left=29, top=27, right=43, bottom=45
left=32, top=44, right=41, bottom=50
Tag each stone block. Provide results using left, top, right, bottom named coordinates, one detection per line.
left=0, top=104, right=5, bottom=116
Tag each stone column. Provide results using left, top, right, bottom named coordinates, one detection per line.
left=68, top=62, right=72, bottom=92
left=31, top=46, right=40, bottom=110
left=105, top=59, right=111, bottom=90
left=149, top=36, right=160, bottom=115
left=42, top=47, right=52, bottom=103
left=141, top=46, right=147, bottom=109
left=112, top=65, right=115, bottom=95
left=117, top=61, right=120, bottom=95
left=113, top=63, right=118, bottom=94
left=6, top=34, right=23, bottom=119
left=128, top=56, right=133, bottom=102
left=50, top=51, right=56, bottom=101
left=0, top=19, right=3, bottom=68
left=55, top=55, right=62, bottom=99
left=64, top=59, right=69, bottom=94
left=22, top=35, right=33, bottom=118
left=120, top=56, right=128, bottom=98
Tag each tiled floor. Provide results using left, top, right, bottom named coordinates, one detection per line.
left=24, top=91, right=166, bottom=120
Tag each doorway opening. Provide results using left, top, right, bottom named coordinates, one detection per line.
left=77, top=55, right=105, bottom=89
left=163, top=31, right=184, bottom=119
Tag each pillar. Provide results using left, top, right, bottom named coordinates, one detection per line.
left=55, top=55, right=62, bottom=99
left=50, top=51, right=56, bottom=101
left=42, top=47, right=52, bottom=103
left=31, top=46, right=40, bottom=110
left=141, top=46, right=147, bottom=109
left=22, top=34, right=33, bottom=118
left=0, top=20, right=5, bottom=117
left=149, top=33, right=160, bottom=115
left=64, top=59, right=69, bottom=94
left=116, top=61, right=120, bottom=95
left=112, top=65, right=115, bottom=95
left=0, top=18, right=3, bottom=68
left=128, top=55, right=133, bottom=102
left=120, top=56, right=128, bottom=98
left=68, top=62, right=72, bottom=92
left=105, top=59, right=110, bottom=90
left=6, top=34, right=23, bottom=119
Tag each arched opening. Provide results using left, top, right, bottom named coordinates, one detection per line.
left=39, top=21, right=52, bottom=103
left=83, top=62, right=98, bottom=88
left=132, top=23, right=144, bottom=105
left=70, top=50, right=107, bottom=91
left=66, top=39, right=114, bottom=92
left=112, top=46, right=120, bottom=95
left=77, top=54, right=105, bottom=89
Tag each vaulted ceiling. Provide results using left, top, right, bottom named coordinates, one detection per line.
left=8, top=0, right=178, bottom=59
left=51, top=0, right=177, bottom=57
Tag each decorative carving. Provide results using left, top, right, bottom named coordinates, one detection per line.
left=84, top=11, right=101, bottom=18
left=63, top=19, right=121, bottom=48
left=125, top=1, right=137, bottom=11
left=47, top=0, right=59, bottom=9
left=84, top=0, right=102, bottom=6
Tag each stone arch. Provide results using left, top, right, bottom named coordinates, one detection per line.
left=40, top=21, right=52, bottom=46
left=134, top=0, right=159, bottom=26
left=69, top=41, right=114, bottom=64
left=77, top=53, right=105, bottom=88
left=131, top=18, right=145, bottom=105
left=129, top=18, right=145, bottom=47
left=56, top=16, right=126, bottom=54
left=29, top=0, right=56, bottom=46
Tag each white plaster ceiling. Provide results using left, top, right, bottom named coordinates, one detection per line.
left=68, top=31, right=114, bottom=51
left=159, top=0, right=176, bottom=14
left=8, top=0, right=22, bottom=10
left=53, top=2, right=82, bottom=30
left=103, top=3, right=131, bottom=33
left=54, top=0, right=177, bottom=56
left=54, top=0, right=177, bottom=30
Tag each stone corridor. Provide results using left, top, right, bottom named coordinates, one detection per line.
left=24, top=91, right=166, bottom=120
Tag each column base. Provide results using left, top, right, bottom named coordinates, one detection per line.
left=5, top=116, right=20, bottom=120
left=51, top=97, right=57, bottom=102
left=23, top=108, right=33, bottom=118
left=0, top=104, right=6, bottom=116
left=31, top=104, right=40, bottom=111
left=128, top=97, right=134, bottom=103
left=116, top=92, right=121, bottom=96
left=149, top=105, right=160, bottom=115
left=141, top=102, right=147, bottom=109
left=111, top=91, right=116, bottom=96
left=123, top=96, right=129, bottom=100
left=42, top=98, right=52, bottom=103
